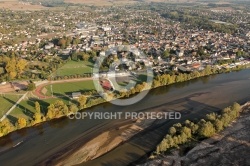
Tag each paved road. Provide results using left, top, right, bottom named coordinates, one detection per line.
left=0, top=92, right=28, bottom=121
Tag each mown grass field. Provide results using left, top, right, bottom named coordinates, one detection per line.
left=45, top=80, right=95, bottom=96
left=9, top=97, right=72, bottom=120
left=0, top=94, right=22, bottom=117
left=53, top=60, right=93, bottom=77
left=8, top=79, right=95, bottom=122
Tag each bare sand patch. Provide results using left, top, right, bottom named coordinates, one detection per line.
left=57, top=117, right=157, bottom=165
left=57, top=131, right=110, bottom=166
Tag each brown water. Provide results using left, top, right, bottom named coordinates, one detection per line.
left=0, top=69, right=250, bottom=166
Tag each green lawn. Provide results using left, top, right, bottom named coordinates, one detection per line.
left=45, top=80, right=95, bottom=96
left=9, top=97, right=72, bottom=120
left=53, top=60, right=93, bottom=76
left=0, top=95, right=21, bottom=117
left=7, top=79, right=96, bottom=122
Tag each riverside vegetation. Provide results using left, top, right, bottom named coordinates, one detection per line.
left=151, top=102, right=242, bottom=157
left=0, top=64, right=249, bottom=137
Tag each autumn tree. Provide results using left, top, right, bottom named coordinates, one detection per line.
left=206, top=112, right=218, bottom=122
left=46, top=100, right=69, bottom=120
left=82, top=53, right=90, bottom=61
left=5, top=58, right=17, bottom=79
left=198, top=121, right=216, bottom=138
left=230, top=102, right=241, bottom=118
left=169, top=126, right=176, bottom=136
left=4, top=58, right=27, bottom=79
left=69, top=104, right=78, bottom=114
left=46, top=104, right=55, bottom=119
left=33, top=101, right=42, bottom=124
left=181, top=126, right=192, bottom=138
left=152, top=79, right=161, bottom=88
left=214, top=119, right=224, bottom=131
left=135, top=84, right=144, bottom=92
left=0, top=119, right=13, bottom=136
left=220, top=113, right=231, bottom=127
left=190, top=123, right=199, bottom=134
left=16, top=59, right=27, bottom=78
left=16, top=117, right=27, bottom=129
left=78, top=95, right=87, bottom=109
left=35, top=101, right=41, bottom=113
left=33, top=112, right=42, bottom=124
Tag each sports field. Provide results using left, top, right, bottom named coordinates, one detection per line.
left=9, top=80, right=95, bottom=120
left=53, top=61, right=93, bottom=77
left=44, top=80, right=95, bottom=96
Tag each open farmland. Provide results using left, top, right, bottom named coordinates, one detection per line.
left=0, top=0, right=47, bottom=10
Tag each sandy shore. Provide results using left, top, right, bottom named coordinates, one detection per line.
left=55, top=117, right=158, bottom=165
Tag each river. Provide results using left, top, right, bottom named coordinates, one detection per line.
left=0, top=69, right=250, bottom=166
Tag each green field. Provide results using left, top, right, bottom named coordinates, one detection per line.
left=53, top=60, right=93, bottom=77
left=0, top=94, right=22, bottom=117
left=45, top=80, right=95, bottom=96
left=8, top=79, right=96, bottom=121
left=9, top=80, right=95, bottom=121
left=9, top=97, right=72, bottom=120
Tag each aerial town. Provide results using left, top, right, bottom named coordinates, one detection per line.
left=0, top=3, right=249, bottom=84
left=0, top=1, right=250, bottom=166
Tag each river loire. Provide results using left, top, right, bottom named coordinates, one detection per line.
left=0, top=69, right=249, bottom=166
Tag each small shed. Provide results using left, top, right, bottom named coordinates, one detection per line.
left=72, top=92, right=81, bottom=99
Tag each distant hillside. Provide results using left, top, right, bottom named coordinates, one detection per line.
left=0, top=0, right=46, bottom=10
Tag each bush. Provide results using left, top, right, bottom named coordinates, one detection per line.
left=27, top=82, right=36, bottom=91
